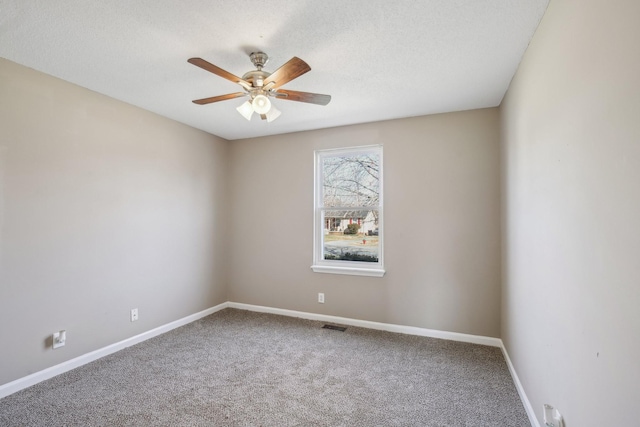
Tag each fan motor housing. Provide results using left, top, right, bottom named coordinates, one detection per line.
left=241, top=70, right=271, bottom=88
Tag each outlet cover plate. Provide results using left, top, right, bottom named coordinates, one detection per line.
left=53, top=330, right=66, bottom=349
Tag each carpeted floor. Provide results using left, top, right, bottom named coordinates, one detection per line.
left=0, top=308, right=530, bottom=426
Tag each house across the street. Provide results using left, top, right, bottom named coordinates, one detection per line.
left=324, top=210, right=378, bottom=235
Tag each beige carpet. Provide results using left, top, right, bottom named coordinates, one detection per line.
left=0, top=308, right=529, bottom=426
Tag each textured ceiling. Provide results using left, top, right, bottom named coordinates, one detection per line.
left=0, top=1, right=548, bottom=140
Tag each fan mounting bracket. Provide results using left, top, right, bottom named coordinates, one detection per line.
left=249, top=52, right=269, bottom=70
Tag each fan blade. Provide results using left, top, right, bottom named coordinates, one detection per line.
left=274, top=89, right=331, bottom=105
left=192, top=92, right=246, bottom=105
left=188, top=58, right=251, bottom=89
left=263, top=57, right=311, bottom=89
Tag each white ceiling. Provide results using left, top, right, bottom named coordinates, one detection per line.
left=0, top=1, right=548, bottom=141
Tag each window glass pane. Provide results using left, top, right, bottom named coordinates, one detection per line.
left=322, top=153, right=380, bottom=208
left=323, top=209, right=379, bottom=263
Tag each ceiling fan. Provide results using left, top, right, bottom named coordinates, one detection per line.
left=188, top=52, right=331, bottom=122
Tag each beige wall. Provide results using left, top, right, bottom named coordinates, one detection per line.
left=0, top=59, right=229, bottom=385
left=500, top=0, right=640, bottom=425
left=228, top=109, right=502, bottom=337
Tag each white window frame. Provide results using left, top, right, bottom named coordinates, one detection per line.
left=311, top=145, right=384, bottom=277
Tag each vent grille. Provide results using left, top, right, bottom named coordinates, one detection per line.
left=322, top=324, right=347, bottom=332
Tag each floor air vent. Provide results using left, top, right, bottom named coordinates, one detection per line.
left=322, top=324, right=347, bottom=332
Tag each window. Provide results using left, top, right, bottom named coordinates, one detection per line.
left=312, top=145, right=384, bottom=277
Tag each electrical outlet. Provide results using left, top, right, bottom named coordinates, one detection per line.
left=318, top=293, right=325, bottom=303
left=131, top=308, right=139, bottom=322
left=53, top=330, right=66, bottom=349
left=543, top=404, right=564, bottom=427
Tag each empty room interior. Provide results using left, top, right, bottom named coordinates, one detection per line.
left=1, top=0, right=638, bottom=426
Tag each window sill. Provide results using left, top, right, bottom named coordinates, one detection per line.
left=311, top=265, right=385, bottom=277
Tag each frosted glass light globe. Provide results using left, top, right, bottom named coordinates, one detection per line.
left=252, top=94, right=271, bottom=114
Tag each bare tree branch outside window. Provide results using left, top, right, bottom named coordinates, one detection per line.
left=322, top=154, right=380, bottom=208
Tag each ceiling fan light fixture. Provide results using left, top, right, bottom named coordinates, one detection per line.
left=236, top=100, right=253, bottom=120
left=189, top=53, right=330, bottom=125
left=266, top=105, right=281, bottom=122
left=252, top=94, right=271, bottom=114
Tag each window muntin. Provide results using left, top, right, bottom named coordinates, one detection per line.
left=312, top=146, right=384, bottom=277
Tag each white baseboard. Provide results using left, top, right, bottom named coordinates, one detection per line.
left=0, top=302, right=229, bottom=399
left=2, top=299, right=536, bottom=427
left=227, top=302, right=503, bottom=347
left=500, top=344, right=540, bottom=427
